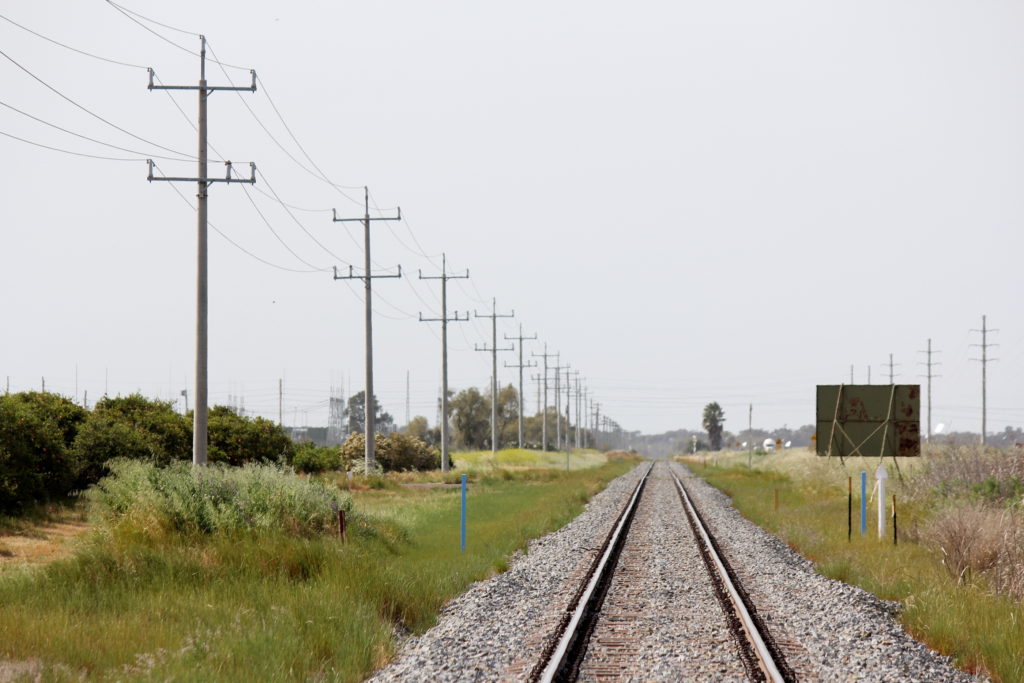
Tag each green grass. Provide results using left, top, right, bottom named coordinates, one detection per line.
left=690, top=451, right=1024, bottom=682
left=0, top=458, right=636, bottom=681
left=453, top=447, right=609, bottom=471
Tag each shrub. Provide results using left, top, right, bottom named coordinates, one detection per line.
left=87, top=459, right=350, bottom=537
left=292, top=442, right=342, bottom=474
left=340, top=433, right=440, bottom=472
left=207, top=406, right=294, bottom=466
left=922, top=503, right=1024, bottom=598
left=70, top=394, right=190, bottom=488
left=0, top=393, right=83, bottom=511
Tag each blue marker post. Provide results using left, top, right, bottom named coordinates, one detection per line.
left=860, top=471, right=867, bottom=536
left=460, top=473, right=467, bottom=552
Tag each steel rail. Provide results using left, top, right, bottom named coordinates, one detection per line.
left=670, top=467, right=791, bottom=683
left=533, top=462, right=655, bottom=683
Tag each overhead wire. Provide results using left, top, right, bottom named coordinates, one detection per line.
left=0, top=128, right=145, bottom=161
left=238, top=183, right=330, bottom=272
left=0, top=98, right=193, bottom=161
left=0, top=47, right=197, bottom=160
left=151, top=161, right=324, bottom=274
left=0, top=13, right=149, bottom=70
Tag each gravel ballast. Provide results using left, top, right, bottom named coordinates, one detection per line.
left=369, top=461, right=981, bottom=681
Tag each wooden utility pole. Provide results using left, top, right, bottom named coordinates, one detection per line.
left=504, top=324, right=537, bottom=448
left=146, top=37, right=256, bottom=465
left=332, top=188, right=402, bottom=471
left=474, top=299, right=514, bottom=454
left=418, top=254, right=469, bottom=471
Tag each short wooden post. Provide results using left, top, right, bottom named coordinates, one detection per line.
left=847, top=477, right=852, bottom=542
left=338, top=509, right=347, bottom=543
left=892, top=494, right=897, bottom=546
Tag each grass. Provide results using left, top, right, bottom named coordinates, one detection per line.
left=0, top=456, right=636, bottom=681
left=452, top=447, right=609, bottom=472
left=687, top=448, right=1024, bottom=682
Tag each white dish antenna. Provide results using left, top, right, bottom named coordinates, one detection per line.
left=785, top=440, right=792, bottom=448
left=934, top=423, right=945, bottom=434
left=741, top=441, right=748, bottom=448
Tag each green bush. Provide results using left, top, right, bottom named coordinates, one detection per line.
left=70, top=394, right=190, bottom=487
left=208, top=406, right=294, bottom=466
left=291, top=441, right=342, bottom=474
left=340, top=433, right=439, bottom=472
left=87, top=459, right=350, bottom=537
left=0, top=393, right=84, bottom=511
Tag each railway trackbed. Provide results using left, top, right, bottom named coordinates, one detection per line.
left=531, top=461, right=796, bottom=682
left=369, top=461, right=978, bottom=682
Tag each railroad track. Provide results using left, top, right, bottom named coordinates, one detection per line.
left=530, top=461, right=796, bottom=682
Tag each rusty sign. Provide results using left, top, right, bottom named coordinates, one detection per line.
left=816, top=385, right=921, bottom=458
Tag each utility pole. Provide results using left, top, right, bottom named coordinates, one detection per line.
left=594, top=402, right=602, bottom=448
left=550, top=356, right=568, bottom=450
left=867, top=366, right=871, bottom=384
left=563, top=366, right=574, bottom=450
left=970, top=315, right=998, bottom=446
left=418, top=253, right=469, bottom=471
left=278, top=378, right=283, bottom=426
left=531, top=344, right=557, bottom=451
left=570, top=371, right=581, bottom=448
left=333, top=187, right=402, bottom=471
left=918, top=339, right=941, bottom=443
left=850, top=365, right=854, bottom=384
left=504, top=324, right=537, bottom=448
left=474, top=298, right=514, bottom=454
left=883, top=353, right=900, bottom=384
left=147, top=37, right=257, bottom=466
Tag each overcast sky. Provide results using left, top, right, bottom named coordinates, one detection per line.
left=2, top=1, right=1022, bottom=436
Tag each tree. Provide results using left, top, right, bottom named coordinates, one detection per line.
left=496, top=384, right=519, bottom=448
left=702, top=402, right=725, bottom=451
left=405, top=415, right=430, bottom=441
left=450, top=387, right=490, bottom=449
left=344, top=391, right=394, bottom=435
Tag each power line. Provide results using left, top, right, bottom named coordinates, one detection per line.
left=504, top=323, right=537, bottom=448
left=0, top=98, right=192, bottom=161
left=0, top=13, right=148, bottom=69
left=0, top=47, right=196, bottom=159
left=0, top=128, right=144, bottom=162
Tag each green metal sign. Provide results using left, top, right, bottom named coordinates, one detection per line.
left=816, top=385, right=921, bottom=458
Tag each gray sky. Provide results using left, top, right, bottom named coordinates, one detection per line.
left=2, top=1, right=1022, bottom=436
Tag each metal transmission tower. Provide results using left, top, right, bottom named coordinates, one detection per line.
left=531, top=344, right=557, bottom=452
left=146, top=36, right=257, bottom=466
left=327, top=388, right=346, bottom=446
left=504, top=324, right=537, bottom=448
left=970, top=315, right=999, bottom=446
left=332, top=188, right=402, bottom=471
left=418, top=253, right=469, bottom=471
left=474, top=299, right=514, bottom=454
left=918, top=339, right=941, bottom=443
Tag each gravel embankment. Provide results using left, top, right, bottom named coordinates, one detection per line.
left=369, top=461, right=982, bottom=682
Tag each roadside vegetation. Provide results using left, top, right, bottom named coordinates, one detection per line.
left=686, top=445, right=1024, bottom=682
left=0, top=430, right=636, bottom=680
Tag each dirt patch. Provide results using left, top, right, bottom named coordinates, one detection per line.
left=0, top=658, right=41, bottom=682
left=0, top=521, right=89, bottom=570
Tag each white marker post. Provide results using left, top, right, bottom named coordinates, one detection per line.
left=876, top=464, right=889, bottom=539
